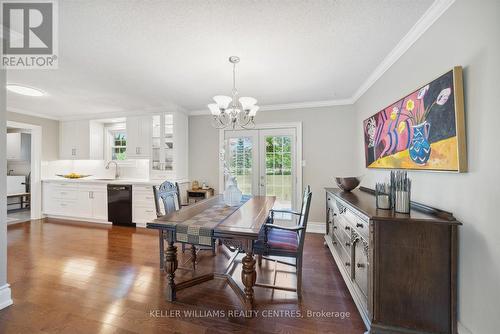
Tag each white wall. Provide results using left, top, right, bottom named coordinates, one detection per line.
left=189, top=105, right=358, bottom=222
left=7, top=111, right=59, bottom=161
left=354, top=1, right=500, bottom=333
left=0, top=70, right=13, bottom=309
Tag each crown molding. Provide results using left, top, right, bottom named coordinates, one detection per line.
left=188, top=98, right=354, bottom=116
left=350, top=0, right=456, bottom=103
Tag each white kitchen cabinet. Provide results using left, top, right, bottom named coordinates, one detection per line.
left=150, top=111, right=188, bottom=181
left=59, top=120, right=104, bottom=159
left=132, top=184, right=157, bottom=227
left=43, top=182, right=108, bottom=221
left=7, top=132, right=30, bottom=161
left=126, top=115, right=151, bottom=158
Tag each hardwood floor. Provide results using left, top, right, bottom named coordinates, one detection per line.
left=1, top=219, right=366, bottom=333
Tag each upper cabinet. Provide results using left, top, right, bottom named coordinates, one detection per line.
left=59, top=120, right=104, bottom=160
left=150, top=111, right=188, bottom=181
left=126, top=115, right=152, bottom=159
left=7, top=132, right=31, bottom=161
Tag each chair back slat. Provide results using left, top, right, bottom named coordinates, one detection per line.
left=153, top=181, right=181, bottom=217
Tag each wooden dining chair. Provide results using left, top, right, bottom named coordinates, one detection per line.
left=153, top=181, right=215, bottom=271
left=253, top=186, right=312, bottom=297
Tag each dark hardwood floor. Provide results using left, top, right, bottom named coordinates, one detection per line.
left=1, top=219, right=366, bottom=333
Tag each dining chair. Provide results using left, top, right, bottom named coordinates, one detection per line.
left=253, top=185, right=312, bottom=298
left=153, top=181, right=215, bottom=271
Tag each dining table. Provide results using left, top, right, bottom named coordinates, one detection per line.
left=147, top=194, right=276, bottom=309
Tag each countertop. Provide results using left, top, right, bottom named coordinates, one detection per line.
left=42, top=178, right=188, bottom=186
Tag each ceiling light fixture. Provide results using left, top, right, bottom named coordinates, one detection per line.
left=6, top=84, right=46, bottom=97
left=208, top=56, right=258, bottom=129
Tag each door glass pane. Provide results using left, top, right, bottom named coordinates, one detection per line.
left=227, top=137, right=253, bottom=195
left=264, top=135, right=293, bottom=210
left=164, top=114, right=174, bottom=171
left=152, top=115, right=161, bottom=170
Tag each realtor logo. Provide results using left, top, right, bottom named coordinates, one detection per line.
left=1, top=0, right=58, bottom=69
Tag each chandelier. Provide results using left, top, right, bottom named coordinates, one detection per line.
left=208, top=56, right=259, bottom=129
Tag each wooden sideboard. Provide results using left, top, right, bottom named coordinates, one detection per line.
left=324, top=187, right=461, bottom=334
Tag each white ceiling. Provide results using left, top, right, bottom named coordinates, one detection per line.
left=6, top=0, right=438, bottom=119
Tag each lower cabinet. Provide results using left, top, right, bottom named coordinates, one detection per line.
left=43, top=182, right=108, bottom=221
left=132, top=185, right=157, bottom=227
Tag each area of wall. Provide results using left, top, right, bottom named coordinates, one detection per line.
left=354, top=1, right=500, bottom=333
left=0, top=70, right=13, bottom=310
left=189, top=105, right=358, bottom=222
left=6, top=111, right=59, bottom=161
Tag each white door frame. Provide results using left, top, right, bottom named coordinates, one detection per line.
left=218, top=122, right=303, bottom=210
left=6, top=121, right=43, bottom=220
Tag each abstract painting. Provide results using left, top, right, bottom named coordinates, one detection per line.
left=363, top=67, right=467, bottom=172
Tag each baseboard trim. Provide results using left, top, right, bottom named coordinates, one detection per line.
left=0, top=284, right=13, bottom=310
left=43, top=214, right=111, bottom=225
left=306, top=221, right=324, bottom=234
left=458, top=322, right=473, bottom=334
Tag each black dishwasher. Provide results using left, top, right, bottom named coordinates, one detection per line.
left=107, top=184, right=134, bottom=226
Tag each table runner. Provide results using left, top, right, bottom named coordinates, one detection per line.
left=171, top=195, right=251, bottom=246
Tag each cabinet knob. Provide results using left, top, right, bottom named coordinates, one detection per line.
left=345, top=242, right=350, bottom=247
left=333, top=226, right=337, bottom=229
left=345, top=262, right=350, bottom=267
left=356, top=263, right=365, bottom=268
left=345, top=226, right=350, bottom=231
left=332, top=241, right=337, bottom=245
left=356, top=223, right=363, bottom=228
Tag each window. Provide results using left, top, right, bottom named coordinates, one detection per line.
left=111, top=130, right=127, bottom=160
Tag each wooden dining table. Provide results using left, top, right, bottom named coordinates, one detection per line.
left=147, top=194, right=276, bottom=309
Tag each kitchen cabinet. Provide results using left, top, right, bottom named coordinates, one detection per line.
left=59, top=120, right=104, bottom=159
left=126, top=115, right=152, bottom=158
left=132, top=184, right=157, bottom=227
left=150, top=111, right=188, bottom=181
left=43, top=182, right=108, bottom=221
left=7, top=132, right=30, bottom=161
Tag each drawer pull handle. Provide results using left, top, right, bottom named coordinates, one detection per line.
left=345, top=242, right=350, bottom=247
left=356, top=223, right=363, bottom=228
left=345, top=262, right=350, bottom=267
left=345, top=226, right=350, bottom=231
left=333, top=226, right=337, bottom=229
left=356, top=263, right=365, bottom=268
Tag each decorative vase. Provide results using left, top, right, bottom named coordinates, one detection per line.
left=409, top=121, right=431, bottom=165
left=223, top=176, right=242, bottom=206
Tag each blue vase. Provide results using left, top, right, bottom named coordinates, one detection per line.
left=409, top=121, right=431, bottom=165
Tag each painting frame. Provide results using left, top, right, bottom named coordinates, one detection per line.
left=363, top=66, right=467, bottom=172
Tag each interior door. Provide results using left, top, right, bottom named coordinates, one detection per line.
left=223, top=127, right=298, bottom=211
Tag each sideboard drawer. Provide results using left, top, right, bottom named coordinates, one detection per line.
left=345, top=209, right=369, bottom=240
left=333, top=235, right=352, bottom=276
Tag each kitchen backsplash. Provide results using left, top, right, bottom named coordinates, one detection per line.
left=41, top=160, right=150, bottom=180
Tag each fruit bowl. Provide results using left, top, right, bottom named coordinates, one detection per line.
left=334, top=176, right=362, bottom=192
left=56, top=173, right=91, bottom=179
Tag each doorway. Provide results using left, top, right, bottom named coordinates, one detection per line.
left=6, top=121, right=42, bottom=224
left=219, top=123, right=302, bottom=212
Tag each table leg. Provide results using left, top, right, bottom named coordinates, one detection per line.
left=159, top=230, right=165, bottom=271
left=241, top=251, right=256, bottom=309
left=165, top=238, right=178, bottom=301
left=191, top=245, right=197, bottom=271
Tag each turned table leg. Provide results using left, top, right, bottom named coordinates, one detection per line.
left=159, top=230, right=165, bottom=271
left=165, top=238, right=178, bottom=301
left=241, top=251, right=256, bottom=309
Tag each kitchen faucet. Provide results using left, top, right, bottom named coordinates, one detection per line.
left=105, top=161, right=120, bottom=179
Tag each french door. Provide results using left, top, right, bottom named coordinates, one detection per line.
left=222, top=126, right=299, bottom=211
